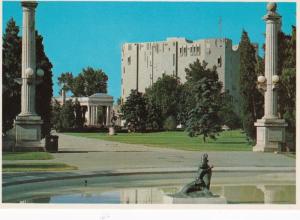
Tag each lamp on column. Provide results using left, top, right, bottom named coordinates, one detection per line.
left=15, top=68, right=44, bottom=85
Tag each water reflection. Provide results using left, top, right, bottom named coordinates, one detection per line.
left=17, top=184, right=295, bottom=204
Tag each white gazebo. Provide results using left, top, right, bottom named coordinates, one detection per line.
left=53, top=93, right=114, bottom=127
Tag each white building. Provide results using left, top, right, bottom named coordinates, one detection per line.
left=121, top=37, right=240, bottom=108
left=53, top=93, right=114, bottom=127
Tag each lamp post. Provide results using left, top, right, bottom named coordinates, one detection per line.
left=253, top=2, right=287, bottom=152
left=14, top=1, right=45, bottom=151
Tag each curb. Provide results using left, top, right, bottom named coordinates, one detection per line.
left=2, top=166, right=295, bottom=187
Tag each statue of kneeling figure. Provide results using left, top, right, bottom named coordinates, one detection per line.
left=178, top=153, right=215, bottom=198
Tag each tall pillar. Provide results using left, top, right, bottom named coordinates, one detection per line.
left=14, top=1, right=44, bottom=151
left=20, top=1, right=37, bottom=116
left=254, top=3, right=287, bottom=152
left=106, top=106, right=111, bottom=126
left=87, top=105, right=91, bottom=125
left=95, top=106, right=98, bottom=125
left=91, top=106, right=94, bottom=125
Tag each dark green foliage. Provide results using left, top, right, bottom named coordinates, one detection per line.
left=239, top=30, right=263, bottom=141
left=35, top=31, right=54, bottom=138
left=185, top=59, right=223, bottom=142
left=51, top=100, right=62, bottom=131
left=58, top=72, right=73, bottom=94
left=59, top=100, right=75, bottom=131
left=277, top=26, right=296, bottom=147
left=145, top=74, right=181, bottom=121
left=145, top=99, right=163, bottom=131
left=2, top=18, right=21, bottom=134
left=74, top=99, right=85, bottom=129
left=97, top=106, right=106, bottom=125
left=71, top=67, right=108, bottom=97
left=219, top=91, right=242, bottom=129
left=163, top=116, right=177, bottom=131
left=2, top=19, right=53, bottom=137
left=177, top=83, right=196, bottom=127
left=121, top=90, right=147, bottom=132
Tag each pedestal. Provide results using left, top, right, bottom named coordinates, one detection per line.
left=14, top=115, right=44, bottom=151
left=163, top=195, right=227, bottom=204
left=109, top=126, right=115, bottom=136
left=253, top=118, right=287, bottom=152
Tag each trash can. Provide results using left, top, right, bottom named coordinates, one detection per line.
left=45, top=135, right=59, bottom=152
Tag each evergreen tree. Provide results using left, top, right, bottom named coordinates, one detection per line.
left=59, top=100, right=75, bottom=131
left=74, top=99, right=85, bottom=129
left=36, top=31, right=54, bottom=137
left=277, top=26, right=296, bottom=147
left=239, top=30, right=263, bottom=141
left=145, top=98, right=163, bottom=131
left=219, top=91, right=241, bottom=129
left=121, top=90, right=147, bottom=132
left=177, top=83, right=195, bottom=127
left=2, top=18, right=21, bottom=134
left=51, top=100, right=62, bottom=131
left=185, top=60, right=223, bottom=142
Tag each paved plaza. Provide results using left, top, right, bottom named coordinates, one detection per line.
left=3, top=133, right=296, bottom=186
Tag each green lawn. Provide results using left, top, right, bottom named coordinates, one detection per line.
left=66, top=129, right=252, bottom=151
left=2, top=163, right=77, bottom=172
left=3, top=152, right=53, bottom=160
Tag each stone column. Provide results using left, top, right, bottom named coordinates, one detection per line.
left=253, top=3, right=287, bottom=152
left=264, top=3, right=279, bottom=119
left=95, top=106, right=98, bottom=125
left=14, top=1, right=44, bottom=151
left=20, top=1, right=38, bottom=116
left=91, top=106, right=94, bottom=125
left=87, top=105, right=91, bottom=125
left=106, top=106, right=111, bottom=126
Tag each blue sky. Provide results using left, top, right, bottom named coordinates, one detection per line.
left=2, top=1, right=296, bottom=101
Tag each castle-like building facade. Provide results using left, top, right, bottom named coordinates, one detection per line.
left=121, top=37, right=240, bottom=107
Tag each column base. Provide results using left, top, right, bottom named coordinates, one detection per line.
left=253, top=118, right=287, bottom=152
left=14, top=115, right=45, bottom=152
left=109, top=126, right=115, bottom=135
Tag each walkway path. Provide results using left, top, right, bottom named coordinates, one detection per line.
left=3, top=132, right=295, bottom=185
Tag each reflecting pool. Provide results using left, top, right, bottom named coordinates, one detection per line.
left=3, top=172, right=296, bottom=204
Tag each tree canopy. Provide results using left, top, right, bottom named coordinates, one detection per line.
left=185, top=59, right=223, bottom=142
left=58, top=67, right=108, bottom=97
left=239, top=30, right=263, bottom=141
left=121, top=90, right=147, bottom=132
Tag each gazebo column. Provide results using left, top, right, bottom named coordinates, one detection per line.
left=95, top=105, right=98, bottom=125
left=106, top=106, right=111, bottom=126
left=92, top=106, right=95, bottom=125
left=87, top=105, right=91, bottom=126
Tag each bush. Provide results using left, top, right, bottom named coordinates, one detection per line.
left=163, top=116, right=177, bottom=131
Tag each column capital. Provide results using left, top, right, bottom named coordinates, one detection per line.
left=263, top=2, right=281, bottom=21
left=21, top=1, right=38, bottom=9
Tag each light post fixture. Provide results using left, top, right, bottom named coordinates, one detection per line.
left=253, top=2, right=287, bottom=152
left=14, top=1, right=44, bottom=151
left=257, top=74, right=280, bottom=93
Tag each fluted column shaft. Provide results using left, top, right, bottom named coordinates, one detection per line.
left=20, top=2, right=38, bottom=116
left=106, top=106, right=111, bottom=126
left=263, top=9, right=281, bottom=119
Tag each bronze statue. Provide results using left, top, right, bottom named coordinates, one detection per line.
left=178, top=153, right=214, bottom=197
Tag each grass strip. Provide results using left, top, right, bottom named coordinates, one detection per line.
left=2, top=163, right=77, bottom=172
left=3, top=152, right=53, bottom=161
